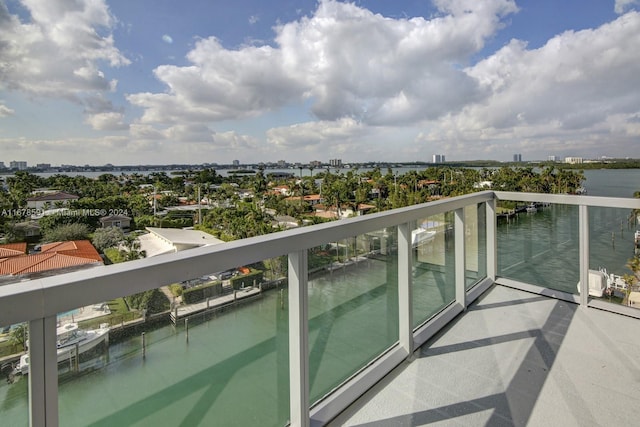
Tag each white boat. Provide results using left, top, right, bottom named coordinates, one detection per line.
left=577, top=268, right=630, bottom=298
left=15, top=323, right=109, bottom=375
left=577, top=269, right=608, bottom=297
left=525, top=203, right=537, bottom=213
left=600, top=267, right=629, bottom=291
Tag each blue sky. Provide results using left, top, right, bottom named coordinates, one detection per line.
left=1, top=0, right=639, bottom=166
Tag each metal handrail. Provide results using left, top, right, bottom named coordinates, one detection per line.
left=0, top=191, right=494, bottom=326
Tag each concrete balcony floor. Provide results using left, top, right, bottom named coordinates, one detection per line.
left=329, top=285, right=640, bottom=426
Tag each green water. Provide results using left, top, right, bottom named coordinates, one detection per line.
left=2, top=255, right=409, bottom=426
left=498, top=169, right=639, bottom=294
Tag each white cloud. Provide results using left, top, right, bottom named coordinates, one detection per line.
left=266, top=118, right=366, bottom=148
left=130, top=124, right=166, bottom=140
left=162, top=34, right=173, bottom=43
left=0, top=0, right=128, bottom=112
left=212, top=131, right=259, bottom=150
left=128, top=0, right=518, bottom=127
left=124, top=0, right=639, bottom=160
left=615, top=0, right=639, bottom=14
left=127, top=37, right=305, bottom=123
left=5, top=0, right=639, bottom=163
left=164, top=124, right=214, bottom=143
left=425, top=10, right=640, bottom=158
left=0, top=102, right=14, bottom=117
left=129, top=123, right=258, bottom=156
left=85, top=112, right=128, bottom=131
left=248, top=15, right=259, bottom=25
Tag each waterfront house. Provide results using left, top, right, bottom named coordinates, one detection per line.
left=10, top=221, right=41, bottom=241
left=99, top=215, right=132, bottom=231
left=0, top=240, right=102, bottom=281
left=137, top=227, right=224, bottom=257
left=0, top=242, right=27, bottom=258
left=26, top=191, right=79, bottom=210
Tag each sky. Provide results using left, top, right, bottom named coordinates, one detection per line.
left=1, top=0, right=640, bottom=166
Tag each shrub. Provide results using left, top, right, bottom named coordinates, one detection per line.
left=230, top=269, right=263, bottom=290
left=182, top=281, right=223, bottom=304
left=124, top=289, right=169, bottom=314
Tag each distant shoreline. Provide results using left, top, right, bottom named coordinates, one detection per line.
left=3, top=159, right=640, bottom=177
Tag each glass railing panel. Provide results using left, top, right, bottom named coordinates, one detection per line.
left=497, top=202, right=579, bottom=294
left=0, top=322, right=28, bottom=426
left=588, top=206, right=639, bottom=308
left=55, top=262, right=289, bottom=426
left=412, top=213, right=456, bottom=327
left=465, top=204, right=487, bottom=290
left=307, top=228, right=399, bottom=404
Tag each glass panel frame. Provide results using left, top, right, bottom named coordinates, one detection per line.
left=307, top=228, right=399, bottom=404
left=497, top=202, right=579, bottom=294
left=412, top=212, right=456, bottom=328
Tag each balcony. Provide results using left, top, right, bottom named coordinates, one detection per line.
left=1, top=191, right=640, bottom=426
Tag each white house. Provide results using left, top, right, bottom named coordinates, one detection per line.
left=137, top=227, right=224, bottom=257
left=26, top=191, right=78, bottom=209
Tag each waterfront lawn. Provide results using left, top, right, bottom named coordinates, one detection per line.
left=0, top=337, right=23, bottom=358
left=78, top=297, right=142, bottom=330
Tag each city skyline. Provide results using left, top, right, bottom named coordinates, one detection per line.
left=1, top=0, right=640, bottom=165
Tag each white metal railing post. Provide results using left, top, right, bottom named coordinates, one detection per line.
left=28, top=316, right=58, bottom=427
left=579, top=205, right=589, bottom=307
left=455, top=208, right=466, bottom=308
left=398, top=222, right=414, bottom=357
left=288, top=250, right=309, bottom=427
left=486, top=199, right=497, bottom=281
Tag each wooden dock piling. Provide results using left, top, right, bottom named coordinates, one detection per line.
left=142, top=332, right=146, bottom=359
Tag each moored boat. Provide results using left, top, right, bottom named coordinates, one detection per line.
left=14, top=322, right=109, bottom=375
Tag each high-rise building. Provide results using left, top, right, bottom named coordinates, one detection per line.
left=329, top=158, right=342, bottom=167
left=432, top=154, right=445, bottom=163
left=513, top=154, right=522, bottom=162
left=548, top=155, right=558, bottom=162
left=9, top=161, right=27, bottom=170
left=564, top=157, right=583, bottom=164
left=232, top=160, right=240, bottom=166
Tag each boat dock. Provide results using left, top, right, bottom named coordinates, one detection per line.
left=497, top=202, right=548, bottom=220
left=169, top=286, right=262, bottom=324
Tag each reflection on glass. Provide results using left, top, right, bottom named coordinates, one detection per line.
left=412, top=213, right=455, bottom=328
left=588, top=206, right=639, bottom=308
left=0, top=322, right=28, bottom=426
left=48, top=261, right=289, bottom=426
left=465, top=204, right=487, bottom=289
left=307, top=228, right=399, bottom=403
left=498, top=202, right=579, bottom=293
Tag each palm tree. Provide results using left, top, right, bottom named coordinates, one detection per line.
left=120, top=235, right=146, bottom=261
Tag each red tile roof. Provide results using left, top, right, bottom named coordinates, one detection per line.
left=0, top=240, right=102, bottom=276
left=26, top=191, right=78, bottom=202
left=0, top=243, right=27, bottom=258
left=40, top=240, right=103, bottom=262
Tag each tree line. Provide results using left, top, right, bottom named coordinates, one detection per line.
left=0, top=166, right=587, bottom=245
